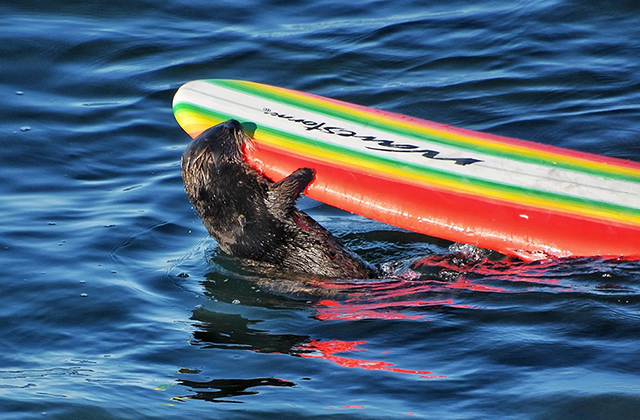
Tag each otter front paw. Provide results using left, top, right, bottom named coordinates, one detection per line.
left=267, top=167, right=316, bottom=216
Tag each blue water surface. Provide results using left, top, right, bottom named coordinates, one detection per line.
left=1, top=0, right=639, bottom=419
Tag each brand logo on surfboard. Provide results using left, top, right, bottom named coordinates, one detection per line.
left=263, top=108, right=482, bottom=166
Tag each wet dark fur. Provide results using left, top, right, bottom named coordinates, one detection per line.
left=181, top=119, right=377, bottom=279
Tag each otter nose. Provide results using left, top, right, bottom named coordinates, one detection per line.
left=223, top=119, right=244, bottom=132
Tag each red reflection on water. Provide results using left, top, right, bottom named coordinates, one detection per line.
left=409, top=254, right=571, bottom=289
left=298, top=339, right=446, bottom=379
left=314, top=298, right=471, bottom=321
left=446, top=277, right=508, bottom=293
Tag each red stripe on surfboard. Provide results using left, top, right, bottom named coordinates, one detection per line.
left=245, top=141, right=640, bottom=260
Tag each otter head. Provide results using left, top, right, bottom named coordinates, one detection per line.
left=181, top=119, right=253, bottom=197
left=183, top=119, right=250, bottom=167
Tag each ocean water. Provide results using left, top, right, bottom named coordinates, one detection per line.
left=1, top=0, right=639, bottom=419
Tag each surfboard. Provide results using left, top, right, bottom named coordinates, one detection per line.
left=173, top=79, right=640, bottom=261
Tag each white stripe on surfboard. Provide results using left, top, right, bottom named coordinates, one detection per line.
left=175, top=81, right=640, bottom=211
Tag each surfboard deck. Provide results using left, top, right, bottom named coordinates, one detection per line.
left=173, top=79, right=640, bottom=261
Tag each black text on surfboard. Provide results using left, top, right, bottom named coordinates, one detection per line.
left=263, top=108, right=482, bottom=166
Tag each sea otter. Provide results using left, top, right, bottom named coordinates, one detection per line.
left=181, top=119, right=378, bottom=279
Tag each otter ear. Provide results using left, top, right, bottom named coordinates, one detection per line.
left=267, top=168, right=315, bottom=216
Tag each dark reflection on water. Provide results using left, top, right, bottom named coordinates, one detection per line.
left=175, top=376, right=296, bottom=404
left=190, top=307, right=309, bottom=353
